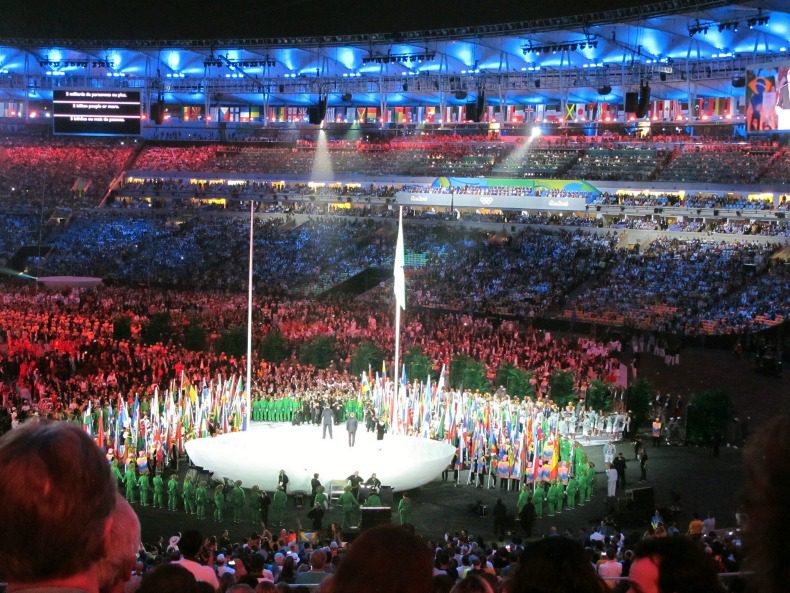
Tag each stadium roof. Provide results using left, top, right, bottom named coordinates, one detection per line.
left=1, top=0, right=788, bottom=106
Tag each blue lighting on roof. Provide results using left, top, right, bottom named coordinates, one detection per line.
left=167, top=51, right=180, bottom=70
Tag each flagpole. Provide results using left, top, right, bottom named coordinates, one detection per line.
left=245, top=200, right=254, bottom=431
left=393, top=206, right=405, bottom=404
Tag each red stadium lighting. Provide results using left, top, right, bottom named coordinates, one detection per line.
left=676, top=114, right=684, bottom=121
left=30, top=111, right=37, bottom=118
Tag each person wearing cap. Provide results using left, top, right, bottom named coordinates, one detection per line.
left=215, top=553, right=235, bottom=577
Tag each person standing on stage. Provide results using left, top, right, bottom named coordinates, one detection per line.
left=398, top=491, right=413, bottom=526
left=321, top=405, right=334, bottom=439
left=311, top=473, right=322, bottom=504
left=376, top=415, right=387, bottom=441
left=347, top=470, right=364, bottom=500
left=307, top=501, right=325, bottom=532
left=278, top=469, right=289, bottom=493
left=339, top=485, right=360, bottom=530
left=259, top=488, right=271, bottom=526
left=365, top=473, right=382, bottom=490
left=346, top=412, right=358, bottom=447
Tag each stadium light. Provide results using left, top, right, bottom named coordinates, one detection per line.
left=362, top=52, right=436, bottom=65
left=530, top=126, right=541, bottom=138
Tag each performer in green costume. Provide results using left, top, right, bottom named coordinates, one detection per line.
left=213, top=484, right=225, bottom=522
left=152, top=473, right=164, bottom=508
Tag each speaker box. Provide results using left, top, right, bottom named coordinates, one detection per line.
left=597, top=85, right=612, bottom=95
left=475, top=93, right=485, bottom=122
left=360, top=506, right=392, bottom=530
left=625, top=92, right=639, bottom=113
left=732, top=76, right=746, bottom=88
left=466, top=101, right=479, bottom=122
left=308, top=98, right=327, bottom=124
left=378, top=486, right=393, bottom=507
left=637, top=84, right=651, bottom=118
left=629, top=486, right=654, bottom=513
left=150, top=101, right=165, bottom=125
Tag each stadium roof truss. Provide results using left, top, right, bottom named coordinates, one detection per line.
left=0, top=0, right=788, bottom=107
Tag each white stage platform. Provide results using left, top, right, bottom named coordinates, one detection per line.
left=185, top=422, right=456, bottom=493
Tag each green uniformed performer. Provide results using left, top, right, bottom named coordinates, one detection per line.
left=124, top=463, right=137, bottom=503
left=398, top=491, right=413, bottom=526
left=167, top=474, right=179, bottom=511
left=191, top=481, right=205, bottom=519
left=271, top=486, right=287, bottom=526
left=314, top=485, right=328, bottom=510
left=182, top=475, right=195, bottom=515
left=517, top=483, right=531, bottom=515
left=152, top=473, right=165, bottom=508
left=566, top=476, right=578, bottom=510
left=137, top=471, right=151, bottom=507
left=531, top=483, right=545, bottom=519
left=110, top=459, right=124, bottom=492
left=231, top=480, right=246, bottom=524
left=213, top=484, right=225, bottom=522
left=339, top=485, right=360, bottom=530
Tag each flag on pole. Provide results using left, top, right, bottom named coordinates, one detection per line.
left=394, top=207, right=406, bottom=311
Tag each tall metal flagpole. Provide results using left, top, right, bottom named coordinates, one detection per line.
left=245, top=200, right=254, bottom=429
left=393, top=206, right=406, bottom=408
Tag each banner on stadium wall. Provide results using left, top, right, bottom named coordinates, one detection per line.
left=431, top=176, right=600, bottom=194
left=746, top=61, right=790, bottom=133
left=395, top=192, right=588, bottom=211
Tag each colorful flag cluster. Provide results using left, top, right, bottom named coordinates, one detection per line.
left=82, top=374, right=249, bottom=468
